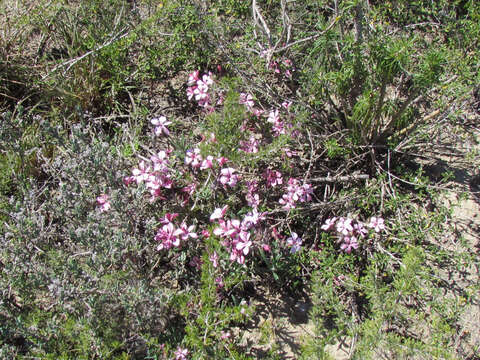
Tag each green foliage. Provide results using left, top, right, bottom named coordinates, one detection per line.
left=180, top=258, right=252, bottom=359
left=298, top=1, right=448, bottom=144
left=303, top=177, right=470, bottom=359
left=205, top=85, right=247, bottom=161
left=151, top=1, right=218, bottom=73
left=1, top=0, right=479, bottom=358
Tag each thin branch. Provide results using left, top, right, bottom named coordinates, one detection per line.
left=273, top=16, right=340, bottom=53
left=252, top=0, right=272, bottom=45
left=42, top=28, right=130, bottom=80
left=310, top=174, right=370, bottom=183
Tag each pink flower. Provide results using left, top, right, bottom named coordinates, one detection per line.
left=174, top=222, right=198, bottom=241
left=123, top=175, right=135, bottom=186
left=230, top=248, right=245, bottom=265
left=252, top=108, right=264, bottom=117
left=219, top=168, right=240, bottom=188
left=181, top=182, right=196, bottom=197
left=246, top=192, right=260, bottom=208
left=174, top=347, right=189, bottom=360
left=242, top=209, right=265, bottom=229
left=185, top=148, right=203, bottom=168
left=210, top=205, right=228, bottom=222
left=213, top=220, right=230, bottom=237
left=150, top=151, right=169, bottom=172
left=267, top=109, right=287, bottom=136
left=186, top=86, right=196, bottom=100
left=132, top=160, right=151, bottom=184
left=187, top=70, right=200, bottom=85
left=267, top=109, right=280, bottom=124
left=197, top=98, right=212, bottom=110
left=236, top=232, right=252, bottom=255
left=368, top=217, right=385, bottom=233
left=279, top=193, right=296, bottom=210
left=279, top=178, right=313, bottom=209
left=239, top=135, right=260, bottom=153
left=246, top=180, right=258, bottom=193
left=215, top=276, right=224, bottom=288
left=239, top=93, right=255, bottom=108
left=201, top=229, right=210, bottom=238
left=146, top=174, right=173, bottom=191
left=286, top=232, right=302, bottom=253
left=155, top=223, right=179, bottom=250
left=262, top=244, right=271, bottom=252
left=151, top=116, right=172, bottom=136
left=159, top=213, right=179, bottom=224
left=194, top=80, right=209, bottom=101
left=321, top=217, right=337, bottom=231
left=283, top=148, right=293, bottom=157
left=282, top=101, right=292, bottom=111
left=209, top=251, right=219, bottom=268
left=217, top=156, right=228, bottom=166
left=353, top=222, right=368, bottom=238
left=336, top=217, right=353, bottom=236
left=202, top=73, right=214, bottom=86
left=340, top=236, right=359, bottom=253
left=96, top=194, right=111, bottom=212
left=225, top=219, right=242, bottom=238
left=145, top=174, right=162, bottom=190
left=265, top=169, right=283, bottom=188
left=272, top=121, right=286, bottom=136
left=200, top=155, right=214, bottom=170
left=300, top=183, right=313, bottom=202
left=148, top=188, right=166, bottom=202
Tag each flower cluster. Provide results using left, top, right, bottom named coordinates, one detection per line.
left=121, top=70, right=332, bottom=273
left=267, top=109, right=287, bottom=136
left=239, top=135, right=260, bottom=153
left=185, top=147, right=224, bottom=172
left=187, top=70, right=214, bottom=110
left=218, top=167, right=240, bottom=188
left=211, top=208, right=265, bottom=265
left=239, top=92, right=264, bottom=117
left=155, top=213, right=198, bottom=251
left=268, top=57, right=295, bottom=79
left=321, top=216, right=385, bottom=253
left=245, top=180, right=260, bottom=208
left=278, top=178, right=313, bottom=210
left=126, top=150, right=173, bottom=202
left=264, top=169, right=283, bottom=188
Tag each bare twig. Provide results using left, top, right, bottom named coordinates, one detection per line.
left=252, top=0, right=272, bottom=45
left=42, top=28, right=130, bottom=79
left=273, top=17, right=340, bottom=53
left=310, top=174, right=369, bottom=183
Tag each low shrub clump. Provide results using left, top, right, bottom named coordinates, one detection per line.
left=1, top=0, right=479, bottom=359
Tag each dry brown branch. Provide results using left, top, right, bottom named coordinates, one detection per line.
left=273, top=16, right=340, bottom=54
left=42, top=28, right=130, bottom=79
left=252, top=0, right=272, bottom=45
left=310, top=174, right=370, bottom=183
